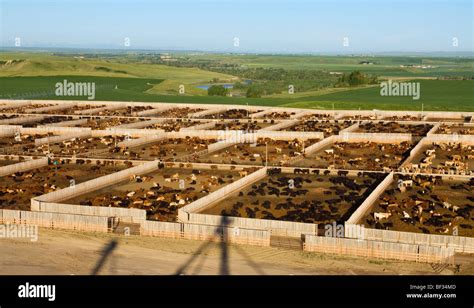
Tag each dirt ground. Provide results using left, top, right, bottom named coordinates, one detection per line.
left=1, top=228, right=470, bottom=275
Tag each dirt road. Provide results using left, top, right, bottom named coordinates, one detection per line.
left=0, top=228, right=471, bottom=275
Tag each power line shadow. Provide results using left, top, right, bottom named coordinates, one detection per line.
left=91, top=239, right=118, bottom=275
left=175, top=216, right=264, bottom=275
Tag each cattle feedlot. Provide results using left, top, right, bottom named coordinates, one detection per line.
left=0, top=99, right=472, bottom=276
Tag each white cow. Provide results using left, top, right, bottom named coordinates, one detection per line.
left=443, top=201, right=452, bottom=210
left=374, top=212, right=391, bottom=221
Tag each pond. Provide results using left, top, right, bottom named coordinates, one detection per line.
left=196, top=84, right=234, bottom=90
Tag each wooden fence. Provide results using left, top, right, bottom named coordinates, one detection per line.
left=260, top=120, right=299, bottom=131
left=40, top=118, right=88, bottom=127
left=34, top=131, right=92, bottom=146
left=184, top=212, right=317, bottom=238
left=426, top=134, right=474, bottom=145
left=346, top=172, right=394, bottom=224
left=338, top=132, right=412, bottom=143
left=0, top=158, right=49, bottom=177
left=117, top=135, right=164, bottom=148
left=0, top=209, right=109, bottom=232
left=179, top=167, right=267, bottom=214
left=0, top=115, right=46, bottom=125
left=32, top=160, right=160, bottom=204
left=141, top=220, right=270, bottom=246
left=304, top=235, right=455, bottom=264
left=345, top=224, right=474, bottom=254
left=31, top=202, right=146, bottom=223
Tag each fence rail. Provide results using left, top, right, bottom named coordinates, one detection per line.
left=304, top=235, right=455, bottom=264
left=345, top=224, right=474, bottom=254
left=0, top=209, right=108, bottom=232
left=141, top=220, right=270, bottom=246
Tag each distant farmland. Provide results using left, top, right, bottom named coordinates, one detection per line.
left=0, top=76, right=163, bottom=101
left=283, top=80, right=474, bottom=112
left=0, top=76, right=473, bottom=111
left=0, top=51, right=472, bottom=111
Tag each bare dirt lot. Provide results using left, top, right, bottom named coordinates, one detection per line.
left=1, top=228, right=470, bottom=275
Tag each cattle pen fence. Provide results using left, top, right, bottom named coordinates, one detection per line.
left=0, top=208, right=271, bottom=247
left=141, top=220, right=271, bottom=246
left=0, top=157, right=49, bottom=177
left=304, top=235, right=455, bottom=264
left=345, top=223, right=474, bottom=254
left=0, top=209, right=109, bottom=232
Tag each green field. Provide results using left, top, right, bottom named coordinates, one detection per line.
left=0, top=75, right=287, bottom=106
left=186, top=54, right=474, bottom=77
left=0, top=51, right=233, bottom=96
left=283, top=80, right=474, bottom=111
left=0, top=76, right=163, bottom=101
left=0, top=50, right=473, bottom=111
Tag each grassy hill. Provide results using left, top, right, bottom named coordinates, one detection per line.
left=0, top=52, right=234, bottom=95
left=0, top=51, right=472, bottom=111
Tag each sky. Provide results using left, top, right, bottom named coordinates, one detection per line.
left=0, top=0, right=472, bottom=53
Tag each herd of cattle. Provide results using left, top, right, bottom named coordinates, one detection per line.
left=0, top=162, right=125, bottom=211
left=367, top=174, right=473, bottom=235
left=216, top=168, right=385, bottom=224
left=71, top=168, right=238, bottom=221
left=357, top=121, right=433, bottom=137
left=0, top=103, right=472, bottom=239
left=304, top=141, right=412, bottom=171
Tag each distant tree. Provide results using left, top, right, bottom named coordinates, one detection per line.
left=347, top=71, right=366, bottom=86
left=246, top=86, right=263, bottom=98
left=233, top=81, right=246, bottom=90
left=207, top=85, right=228, bottom=96
left=338, top=71, right=378, bottom=86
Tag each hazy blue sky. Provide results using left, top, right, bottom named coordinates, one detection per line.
left=0, top=0, right=472, bottom=52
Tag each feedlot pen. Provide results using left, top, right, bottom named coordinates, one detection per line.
left=0, top=99, right=473, bottom=265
